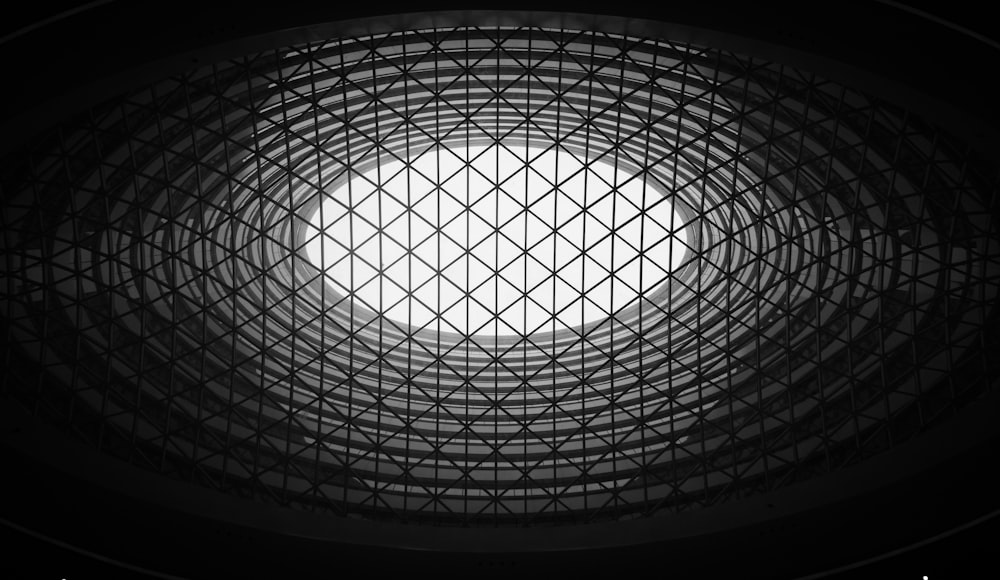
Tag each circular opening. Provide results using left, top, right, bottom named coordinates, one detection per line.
left=304, top=143, right=688, bottom=335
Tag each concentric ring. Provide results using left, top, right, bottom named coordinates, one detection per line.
left=1, top=22, right=998, bottom=528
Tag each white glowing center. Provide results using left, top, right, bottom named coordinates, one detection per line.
left=305, top=145, right=688, bottom=335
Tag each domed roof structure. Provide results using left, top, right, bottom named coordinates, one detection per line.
left=1, top=3, right=998, bottom=578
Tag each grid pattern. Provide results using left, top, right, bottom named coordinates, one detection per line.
left=1, top=26, right=999, bottom=526
left=302, top=141, right=688, bottom=335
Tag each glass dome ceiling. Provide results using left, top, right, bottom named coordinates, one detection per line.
left=0, top=21, right=998, bottom=529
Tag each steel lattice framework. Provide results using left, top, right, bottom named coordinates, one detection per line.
left=2, top=25, right=999, bottom=527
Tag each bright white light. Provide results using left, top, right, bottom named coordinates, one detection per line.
left=304, top=144, right=688, bottom=335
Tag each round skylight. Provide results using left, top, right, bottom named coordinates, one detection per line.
left=304, top=144, right=688, bottom=335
